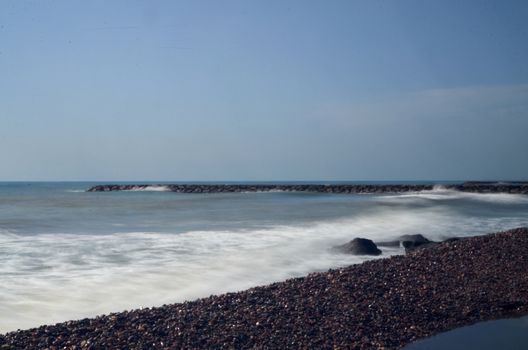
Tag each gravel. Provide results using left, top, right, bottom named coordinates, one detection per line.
left=1, top=227, right=527, bottom=349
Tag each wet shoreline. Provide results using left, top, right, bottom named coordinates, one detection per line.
left=404, top=315, right=528, bottom=349
left=1, top=227, right=527, bottom=349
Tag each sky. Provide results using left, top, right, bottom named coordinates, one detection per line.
left=1, top=0, right=527, bottom=181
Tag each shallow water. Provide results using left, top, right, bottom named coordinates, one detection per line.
left=404, top=316, right=528, bottom=350
left=1, top=182, right=528, bottom=332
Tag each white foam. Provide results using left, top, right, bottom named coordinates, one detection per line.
left=124, top=185, right=171, bottom=192
left=378, top=187, right=528, bottom=204
left=1, top=205, right=527, bottom=332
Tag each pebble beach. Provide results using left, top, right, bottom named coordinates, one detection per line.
left=3, top=0, right=527, bottom=348
left=1, top=227, right=527, bottom=349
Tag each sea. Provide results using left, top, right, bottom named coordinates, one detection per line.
left=1, top=181, right=528, bottom=333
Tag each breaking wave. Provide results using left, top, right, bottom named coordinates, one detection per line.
left=378, top=186, right=528, bottom=204
left=123, top=185, right=171, bottom=192
left=1, top=182, right=528, bottom=333
left=1, top=208, right=527, bottom=332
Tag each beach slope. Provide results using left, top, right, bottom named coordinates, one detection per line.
left=1, top=228, right=527, bottom=349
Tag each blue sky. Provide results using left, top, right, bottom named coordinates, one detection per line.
left=1, top=1, right=527, bottom=181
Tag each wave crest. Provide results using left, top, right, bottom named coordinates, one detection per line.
left=378, top=187, right=528, bottom=204
left=124, top=186, right=170, bottom=192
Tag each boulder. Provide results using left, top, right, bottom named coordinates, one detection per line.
left=334, top=238, right=382, bottom=256
left=376, top=234, right=432, bottom=249
left=400, top=234, right=434, bottom=252
left=399, top=234, right=431, bottom=244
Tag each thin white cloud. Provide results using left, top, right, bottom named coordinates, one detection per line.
left=315, top=83, right=528, bottom=127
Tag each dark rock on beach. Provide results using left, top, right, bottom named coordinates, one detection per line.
left=399, top=234, right=431, bottom=244
left=334, top=238, right=382, bottom=255
left=376, top=234, right=434, bottom=251
left=400, top=234, right=434, bottom=252
left=1, top=228, right=528, bottom=349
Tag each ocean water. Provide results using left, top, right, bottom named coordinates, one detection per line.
left=1, top=182, right=528, bottom=333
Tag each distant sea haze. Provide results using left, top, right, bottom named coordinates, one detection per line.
left=1, top=182, right=528, bottom=332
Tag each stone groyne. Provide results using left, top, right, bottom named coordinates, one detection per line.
left=86, top=182, right=528, bottom=194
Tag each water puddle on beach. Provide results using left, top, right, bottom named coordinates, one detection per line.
left=404, top=316, right=528, bottom=350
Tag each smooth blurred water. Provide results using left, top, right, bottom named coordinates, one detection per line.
left=404, top=316, right=528, bottom=350
left=1, top=182, right=528, bottom=332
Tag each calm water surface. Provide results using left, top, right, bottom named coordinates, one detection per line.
left=405, top=316, right=528, bottom=350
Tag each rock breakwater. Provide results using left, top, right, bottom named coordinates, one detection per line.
left=86, top=182, right=528, bottom=194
